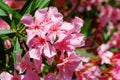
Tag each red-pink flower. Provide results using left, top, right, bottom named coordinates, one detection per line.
left=82, top=66, right=101, bottom=80
left=3, top=0, right=25, bottom=9
left=72, top=17, right=84, bottom=33
left=0, top=72, right=21, bottom=80
left=57, top=54, right=82, bottom=80
left=22, top=69, right=40, bottom=80
left=0, top=19, right=10, bottom=30
left=54, top=33, right=84, bottom=59
left=4, top=40, right=11, bottom=49
left=14, top=53, right=34, bottom=73
left=28, top=36, right=56, bottom=64
left=0, top=72, right=13, bottom=80
left=98, top=50, right=113, bottom=64
left=21, top=7, right=63, bottom=44
left=44, top=73, right=57, bottom=80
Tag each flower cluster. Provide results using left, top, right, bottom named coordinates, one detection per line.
left=1, top=0, right=120, bottom=80
left=0, top=7, right=85, bottom=80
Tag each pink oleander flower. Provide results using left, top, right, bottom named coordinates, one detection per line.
left=4, top=40, right=11, bottom=49
left=97, top=44, right=110, bottom=54
left=22, top=69, right=40, bottom=80
left=47, top=20, right=76, bottom=44
left=97, top=44, right=113, bottom=64
left=112, top=55, right=120, bottom=80
left=0, top=19, right=11, bottom=49
left=83, top=66, right=101, bottom=80
left=98, top=4, right=113, bottom=27
left=21, top=7, right=63, bottom=44
left=20, top=7, right=85, bottom=80
left=54, top=33, right=84, bottom=59
left=57, top=53, right=82, bottom=80
left=98, top=4, right=120, bottom=27
left=14, top=53, right=34, bottom=73
left=98, top=51, right=113, bottom=64
left=110, top=7, right=120, bottom=23
left=3, top=0, right=25, bottom=9
left=112, top=66, right=120, bottom=80
left=107, top=25, right=120, bottom=48
left=76, top=63, right=101, bottom=80
left=0, top=72, right=13, bottom=80
left=0, top=19, right=10, bottom=30
left=0, top=72, right=21, bottom=80
left=71, top=17, right=84, bottom=33
left=21, top=6, right=84, bottom=62
left=70, top=0, right=105, bottom=12
left=44, top=73, right=57, bottom=80
left=28, top=35, right=56, bottom=64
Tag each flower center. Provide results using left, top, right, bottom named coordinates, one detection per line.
left=12, top=76, right=19, bottom=80
left=34, top=25, right=40, bottom=30
left=52, top=26, right=58, bottom=32
left=22, top=60, right=28, bottom=68
left=39, top=38, right=46, bottom=45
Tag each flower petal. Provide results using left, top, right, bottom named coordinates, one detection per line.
left=21, top=14, right=33, bottom=27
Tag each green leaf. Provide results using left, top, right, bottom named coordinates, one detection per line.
left=0, top=8, right=7, bottom=16
left=102, top=24, right=109, bottom=43
left=110, top=48, right=120, bottom=52
left=0, top=30, right=15, bottom=35
left=100, top=64, right=107, bottom=70
left=12, top=10, right=22, bottom=24
left=11, top=37, right=22, bottom=64
left=29, top=0, right=36, bottom=14
left=0, top=1, right=22, bottom=23
left=36, top=0, right=50, bottom=9
left=81, top=19, right=92, bottom=39
left=20, top=0, right=33, bottom=15
left=14, top=37, right=22, bottom=54
left=0, top=8, right=11, bottom=25
left=76, top=48, right=95, bottom=58
left=0, top=35, right=9, bottom=40
left=0, top=1, right=13, bottom=13
left=11, top=20, right=17, bottom=30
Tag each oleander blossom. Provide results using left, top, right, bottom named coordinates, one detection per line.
left=97, top=44, right=113, bottom=64
left=112, top=53, right=120, bottom=80
left=3, top=0, right=25, bottom=9
left=57, top=53, right=82, bottom=80
left=20, top=6, right=85, bottom=80
left=21, top=7, right=84, bottom=63
left=0, top=19, right=11, bottom=49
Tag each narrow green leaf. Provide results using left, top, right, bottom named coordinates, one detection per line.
left=81, top=19, right=92, bottom=39
left=76, top=49, right=95, bottom=58
left=36, top=0, right=50, bottom=9
left=14, top=37, right=22, bottom=54
left=100, top=64, right=107, bottom=70
left=0, top=35, right=9, bottom=40
left=0, top=1, right=13, bottom=13
left=110, top=48, right=120, bottom=52
left=102, top=24, right=109, bottom=43
left=0, top=30, right=15, bottom=35
left=11, top=20, right=17, bottom=30
left=20, top=0, right=33, bottom=15
left=0, top=1, right=22, bottom=22
left=12, top=10, right=22, bottom=23
left=11, top=37, right=22, bottom=64
left=0, top=9, right=11, bottom=25
left=0, top=8, right=7, bottom=16
left=17, top=33, right=26, bottom=42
